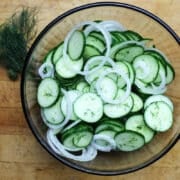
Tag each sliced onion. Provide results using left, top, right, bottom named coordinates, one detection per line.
left=38, top=62, right=54, bottom=79
left=96, top=69, right=132, bottom=104
left=47, top=130, right=97, bottom=161
left=61, top=119, right=81, bottom=133
left=135, top=79, right=166, bottom=94
left=47, top=129, right=82, bottom=152
left=83, top=56, right=116, bottom=83
left=133, top=61, right=150, bottom=79
left=92, top=134, right=116, bottom=152
left=99, top=20, right=126, bottom=32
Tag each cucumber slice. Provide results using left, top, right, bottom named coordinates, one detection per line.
left=123, top=61, right=135, bottom=84
left=104, top=89, right=133, bottom=118
left=83, top=45, right=101, bottom=60
left=61, top=123, right=93, bottom=149
left=55, top=56, right=83, bottom=78
left=154, top=60, right=166, bottom=84
left=52, top=42, right=64, bottom=64
left=43, top=97, right=64, bottom=124
left=37, top=78, right=59, bottom=108
left=144, top=101, right=173, bottom=132
left=89, top=32, right=105, bottom=42
left=73, top=131, right=93, bottom=148
left=95, top=121, right=124, bottom=133
left=131, top=92, right=143, bottom=113
left=133, top=54, right=159, bottom=83
left=98, top=77, right=117, bottom=101
left=123, top=30, right=143, bottom=41
left=111, top=31, right=128, bottom=42
left=166, top=63, right=175, bottom=84
left=61, top=90, right=82, bottom=121
left=86, top=35, right=105, bottom=53
left=74, top=93, right=103, bottom=123
left=115, top=130, right=145, bottom=151
left=43, top=50, right=54, bottom=64
left=115, top=45, right=144, bottom=62
left=125, top=114, right=154, bottom=143
left=76, top=81, right=89, bottom=92
left=68, top=30, right=85, bottom=60
left=144, top=95, right=173, bottom=111
left=86, top=65, right=111, bottom=83
left=115, top=61, right=130, bottom=88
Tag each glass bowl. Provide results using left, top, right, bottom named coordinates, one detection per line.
left=21, top=2, right=180, bottom=175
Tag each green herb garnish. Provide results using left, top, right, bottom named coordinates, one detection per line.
left=0, top=7, right=37, bottom=80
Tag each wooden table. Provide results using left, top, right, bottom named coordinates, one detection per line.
left=0, top=0, right=179, bottom=179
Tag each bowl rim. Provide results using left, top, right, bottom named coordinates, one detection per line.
left=21, top=1, right=180, bottom=176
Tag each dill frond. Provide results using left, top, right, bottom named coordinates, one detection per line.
left=0, top=7, right=38, bottom=80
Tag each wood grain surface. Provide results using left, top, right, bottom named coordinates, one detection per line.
left=0, top=0, right=179, bottom=179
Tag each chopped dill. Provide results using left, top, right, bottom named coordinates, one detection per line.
left=0, top=7, right=38, bottom=80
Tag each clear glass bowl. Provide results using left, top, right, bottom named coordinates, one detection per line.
left=21, top=2, right=180, bottom=175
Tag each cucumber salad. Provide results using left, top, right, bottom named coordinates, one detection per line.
left=37, top=20, right=175, bottom=162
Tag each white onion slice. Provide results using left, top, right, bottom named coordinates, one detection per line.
left=92, top=134, right=116, bottom=152
left=96, top=69, right=132, bottom=104
left=83, top=56, right=116, bottom=83
left=47, top=129, right=82, bottom=152
left=99, top=20, right=126, bottom=32
left=47, top=130, right=97, bottom=161
left=61, top=119, right=81, bottom=133
left=135, top=79, right=166, bottom=94
left=38, top=63, right=54, bottom=79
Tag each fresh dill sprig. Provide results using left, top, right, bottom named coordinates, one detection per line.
left=0, top=7, right=38, bottom=80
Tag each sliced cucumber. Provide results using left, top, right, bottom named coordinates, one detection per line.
left=131, top=92, right=143, bottom=113
left=104, top=89, right=133, bottom=118
left=166, top=63, right=175, bottom=84
left=55, top=56, right=83, bottom=78
left=74, top=93, right=103, bottom=123
left=76, top=81, right=89, bottom=92
left=61, top=90, right=82, bottom=121
left=43, top=50, right=54, bottom=64
left=133, top=54, right=159, bottom=83
left=144, top=95, right=173, bottom=111
left=115, top=130, right=145, bottom=151
left=73, top=131, right=93, bottom=148
left=98, top=77, right=117, bottom=101
left=37, top=78, right=59, bottom=108
left=61, top=123, right=93, bottom=149
left=86, top=35, right=105, bottom=53
left=52, top=42, right=64, bottom=64
left=83, top=45, right=101, bottom=60
left=115, top=61, right=130, bottom=88
left=115, top=45, right=144, bottom=62
left=89, top=32, right=105, bottom=42
left=43, top=97, right=64, bottom=124
left=95, top=120, right=125, bottom=133
left=125, top=114, right=154, bottom=143
left=144, top=101, right=173, bottom=132
left=123, top=30, right=143, bottom=41
left=68, top=30, right=85, bottom=60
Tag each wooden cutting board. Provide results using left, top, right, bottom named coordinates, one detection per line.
left=0, top=0, right=179, bottom=179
